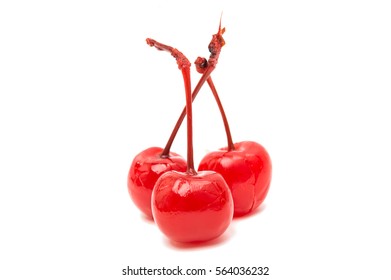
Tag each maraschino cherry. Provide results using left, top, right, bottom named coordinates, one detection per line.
left=196, top=58, right=272, bottom=217
left=150, top=38, right=233, bottom=243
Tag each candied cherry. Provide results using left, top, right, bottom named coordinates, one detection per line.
left=195, top=56, right=272, bottom=217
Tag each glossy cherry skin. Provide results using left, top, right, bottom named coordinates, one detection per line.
left=127, top=147, right=187, bottom=218
left=198, top=141, right=272, bottom=217
left=152, top=170, right=233, bottom=243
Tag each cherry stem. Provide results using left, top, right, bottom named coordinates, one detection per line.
left=160, top=21, right=226, bottom=156
left=181, top=67, right=196, bottom=174
left=161, top=66, right=214, bottom=157
left=195, top=57, right=235, bottom=151
left=207, top=77, right=235, bottom=151
left=146, top=38, right=196, bottom=174
left=146, top=38, right=191, bottom=70
left=208, top=82, right=235, bottom=150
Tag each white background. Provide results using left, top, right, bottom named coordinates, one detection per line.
left=1, top=1, right=390, bottom=279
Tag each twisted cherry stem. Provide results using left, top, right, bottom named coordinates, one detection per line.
left=146, top=38, right=191, bottom=70
left=160, top=20, right=226, bottom=156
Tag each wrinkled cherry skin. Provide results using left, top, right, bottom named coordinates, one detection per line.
left=152, top=170, right=233, bottom=243
left=127, top=147, right=187, bottom=218
left=198, top=141, right=272, bottom=217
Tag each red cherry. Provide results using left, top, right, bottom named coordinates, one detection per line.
left=128, top=147, right=186, bottom=218
left=149, top=27, right=233, bottom=243
left=152, top=171, right=233, bottom=243
left=198, top=141, right=272, bottom=216
left=195, top=58, right=272, bottom=217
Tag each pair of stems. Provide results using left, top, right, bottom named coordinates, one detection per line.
left=146, top=23, right=234, bottom=175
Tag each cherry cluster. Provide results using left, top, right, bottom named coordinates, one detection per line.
left=127, top=20, right=272, bottom=243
